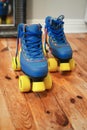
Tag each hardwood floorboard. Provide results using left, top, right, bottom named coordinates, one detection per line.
left=0, top=33, right=87, bottom=130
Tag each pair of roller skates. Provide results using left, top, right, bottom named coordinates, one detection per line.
left=12, top=15, right=75, bottom=93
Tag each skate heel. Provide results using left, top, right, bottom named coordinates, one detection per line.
left=32, top=82, right=45, bottom=92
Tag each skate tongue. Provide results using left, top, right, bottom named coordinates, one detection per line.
left=50, top=15, right=64, bottom=30
left=57, top=15, right=64, bottom=20
left=25, top=24, right=42, bottom=44
left=25, top=24, right=42, bottom=34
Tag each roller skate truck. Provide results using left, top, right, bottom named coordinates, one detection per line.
left=12, top=24, right=52, bottom=92
left=44, top=15, right=75, bottom=72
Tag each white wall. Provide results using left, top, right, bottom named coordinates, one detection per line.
left=26, top=0, right=87, bottom=19
left=26, top=0, right=87, bottom=33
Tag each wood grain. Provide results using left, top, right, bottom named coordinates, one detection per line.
left=0, top=90, right=15, bottom=130
left=0, top=33, right=87, bottom=130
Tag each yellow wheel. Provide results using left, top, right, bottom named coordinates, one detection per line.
left=48, top=58, right=58, bottom=72
left=12, top=56, right=21, bottom=70
left=6, top=17, right=12, bottom=24
left=44, top=73, right=52, bottom=89
left=32, top=82, right=45, bottom=92
left=60, top=63, right=70, bottom=71
left=69, top=59, right=76, bottom=70
left=19, top=75, right=31, bottom=92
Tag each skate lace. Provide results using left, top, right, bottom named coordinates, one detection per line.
left=50, top=19, right=66, bottom=44
left=22, top=31, right=44, bottom=59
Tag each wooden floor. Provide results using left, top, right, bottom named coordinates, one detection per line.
left=0, top=33, right=87, bottom=130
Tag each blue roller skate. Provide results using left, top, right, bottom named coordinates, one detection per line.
left=0, top=0, right=9, bottom=24
left=12, top=24, right=52, bottom=92
left=44, top=15, right=75, bottom=72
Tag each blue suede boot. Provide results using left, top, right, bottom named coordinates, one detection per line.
left=12, top=23, right=52, bottom=92
left=44, top=15, right=75, bottom=71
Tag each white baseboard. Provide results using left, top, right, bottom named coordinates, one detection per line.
left=27, top=19, right=87, bottom=33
